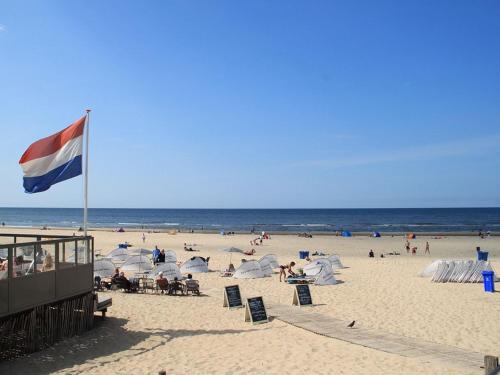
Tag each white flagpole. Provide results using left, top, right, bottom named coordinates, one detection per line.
left=83, top=109, right=91, bottom=237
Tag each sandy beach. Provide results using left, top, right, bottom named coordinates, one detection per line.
left=0, top=228, right=498, bottom=374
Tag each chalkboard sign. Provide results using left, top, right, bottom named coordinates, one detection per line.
left=244, top=297, right=268, bottom=324
left=223, top=285, right=243, bottom=309
left=292, top=284, right=313, bottom=307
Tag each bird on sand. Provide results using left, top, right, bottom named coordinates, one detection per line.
left=347, top=320, right=356, bottom=328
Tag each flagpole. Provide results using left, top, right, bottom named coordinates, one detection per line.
left=84, top=109, right=91, bottom=237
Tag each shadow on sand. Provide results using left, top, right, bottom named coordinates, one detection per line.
left=0, top=316, right=262, bottom=375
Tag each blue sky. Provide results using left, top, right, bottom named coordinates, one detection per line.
left=1, top=1, right=499, bottom=208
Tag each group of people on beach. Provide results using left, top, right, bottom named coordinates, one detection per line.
left=405, top=240, right=430, bottom=255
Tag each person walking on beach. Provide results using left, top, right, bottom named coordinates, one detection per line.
left=425, top=241, right=430, bottom=254
left=405, top=241, right=410, bottom=254
left=142, top=233, right=146, bottom=243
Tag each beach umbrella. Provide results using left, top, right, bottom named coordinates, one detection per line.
left=164, top=250, right=177, bottom=263
left=154, top=262, right=183, bottom=281
left=221, top=246, right=244, bottom=263
left=180, top=257, right=208, bottom=273
left=108, top=247, right=129, bottom=263
left=128, top=248, right=153, bottom=256
left=93, top=259, right=116, bottom=278
left=221, top=247, right=244, bottom=253
left=121, top=255, right=153, bottom=274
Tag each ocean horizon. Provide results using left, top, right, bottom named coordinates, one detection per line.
left=0, top=207, right=499, bottom=233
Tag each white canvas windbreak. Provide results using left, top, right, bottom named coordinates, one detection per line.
left=328, top=255, right=345, bottom=269
left=315, top=266, right=337, bottom=285
left=233, top=260, right=265, bottom=279
left=258, top=257, right=273, bottom=276
left=259, top=254, right=279, bottom=269
left=304, top=258, right=332, bottom=276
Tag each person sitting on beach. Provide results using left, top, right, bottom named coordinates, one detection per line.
left=112, top=268, right=120, bottom=279
left=117, top=272, right=132, bottom=291
left=243, top=249, right=256, bottom=256
left=156, top=272, right=168, bottom=293
left=169, top=277, right=184, bottom=295
left=279, top=262, right=296, bottom=282
left=369, top=249, right=374, bottom=258
left=42, top=253, right=53, bottom=272
left=157, top=249, right=166, bottom=263
left=411, top=246, right=417, bottom=255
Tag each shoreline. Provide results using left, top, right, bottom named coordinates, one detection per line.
left=0, top=225, right=496, bottom=237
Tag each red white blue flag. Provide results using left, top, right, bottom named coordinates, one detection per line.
left=19, top=116, right=86, bottom=193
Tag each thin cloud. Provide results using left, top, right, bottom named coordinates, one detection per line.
left=0, top=24, right=6, bottom=32
left=291, top=134, right=500, bottom=168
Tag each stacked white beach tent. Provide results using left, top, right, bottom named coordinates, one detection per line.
left=420, top=260, right=497, bottom=283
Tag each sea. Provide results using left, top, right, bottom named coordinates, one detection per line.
left=0, top=207, right=499, bottom=233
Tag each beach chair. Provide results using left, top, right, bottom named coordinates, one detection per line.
left=114, top=277, right=137, bottom=292
left=168, top=280, right=184, bottom=295
left=156, top=278, right=169, bottom=294
left=184, top=279, right=200, bottom=295
left=94, top=276, right=104, bottom=291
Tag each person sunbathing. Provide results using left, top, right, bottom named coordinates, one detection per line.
left=279, top=262, right=296, bottom=282
left=243, top=249, right=256, bottom=256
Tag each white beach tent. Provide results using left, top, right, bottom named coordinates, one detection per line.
left=120, top=255, right=153, bottom=274
left=257, top=257, right=273, bottom=276
left=303, top=258, right=333, bottom=276
left=164, top=250, right=177, bottom=263
left=93, top=259, right=116, bottom=278
left=180, top=257, right=209, bottom=273
left=153, top=262, right=183, bottom=281
left=315, top=267, right=338, bottom=285
left=108, top=247, right=129, bottom=263
left=233, top=260, right=265, bottom=279
left=259, top=254, right=279, bottom=269
left=328, top=255, right=345, bottom=269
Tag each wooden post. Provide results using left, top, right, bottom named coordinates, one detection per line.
left=485, top=355, right=499, bottom=375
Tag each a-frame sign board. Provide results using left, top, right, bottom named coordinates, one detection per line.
left=223, top=285, right=244, bottom=309
left=292, top=284, right=313, bottom=307
left=244, top=296, right=268, bottom=325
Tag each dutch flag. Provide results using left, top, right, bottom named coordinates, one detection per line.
left=19, top=116, right=87, bottom=193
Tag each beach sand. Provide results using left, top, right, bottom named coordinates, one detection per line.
left=0, top=228, right=498, bottom=374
